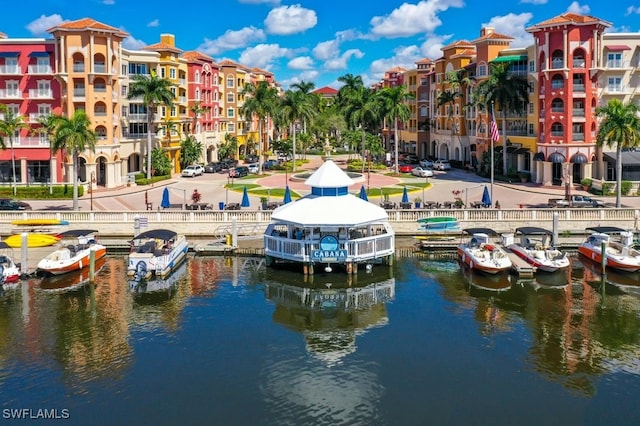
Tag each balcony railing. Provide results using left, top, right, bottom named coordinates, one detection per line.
left=73, top=89, right=86, bottom=97
left=573, top=108, right=585, bottom=117
left=550, top=131, right=564, bottom=137
left=606, top=60, right=629, bottom=68
left=94, top=64, right=106, bottom=73
left=551, top=58, right=564, bottom=69
left=72, top=64, right=85, bottom=73
left=29, top=113, right=50, bottom=122
left=572, top=133, right=585, bottom=141
left=27, top=65, right=53, bottom=74
left=573, top=83, right=585, bottom=92
left=15, top=136, right=49, bottom=146
left=29, top=89, right=53, bottom=98
left=0, top=89, right=21, bottom=98
left=572, top=59, right=585, bottom=68
left=0, top=65, right=21, bottom=74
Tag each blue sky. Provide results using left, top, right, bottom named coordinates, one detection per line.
left=6, top=1, right=640, bottom=89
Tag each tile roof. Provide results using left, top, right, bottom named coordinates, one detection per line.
left=527, top=13, right=611, bottom=30
left=47, top=18, right=128, bottom=37
left=313, top=86, right=338, bottom=95
left=442, top=40, right=475, bottom=50
left=181, top=50, right=214, bottom=62
left=143, top=41, right=183, bottom=53
left=472, top=31, right=514, bottom=43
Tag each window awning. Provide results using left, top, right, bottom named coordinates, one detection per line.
left=606, top=45, right=631, bottom=51
left=548, top=152, right=566, bottom=163
left=29, top=52, right=51, bottom=57
left=570, top=153, right=588, bottom=163
left=533, top=152, right=545, bottom=161
left=0, top=52, right=20, bottom=57
left=491, top=55, right=528, bottom=63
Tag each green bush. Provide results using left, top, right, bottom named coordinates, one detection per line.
left=0, top=184, right=83, bottom=199
left=621, top=180, right=632, bottom=195
left=135, top=175, right=171, bottom=186
left=580, top=178, right=592, bottom=187
left=602, top=182, right=614, bottom=195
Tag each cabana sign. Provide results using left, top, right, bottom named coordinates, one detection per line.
left=311, top=235, right=347, bottom=262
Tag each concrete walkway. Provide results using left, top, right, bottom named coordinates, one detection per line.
left=23, top=155, right=640, bottom=211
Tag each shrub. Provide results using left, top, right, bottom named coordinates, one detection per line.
left=580, top=178, right=592, bottom=188
left=602, top=182, right=613, bottom=195
left=621, top=180, right=632, bottom=195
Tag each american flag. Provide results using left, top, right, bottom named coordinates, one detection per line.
left=490, top=109, right=500, bottom=142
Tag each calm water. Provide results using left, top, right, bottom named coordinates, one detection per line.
left=1, top=252, right=640, bottom=425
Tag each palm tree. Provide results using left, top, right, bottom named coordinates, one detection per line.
left=127, top=71, right=175, bottom=179
left=35, top=114, right=60, bottom=194
left=596, top=99, right=640, bottom=207
left=240, top=81, right=278, bottom=174
left=476, top=62, right=529, bottom=175
left=279, top=89, right=316, bottom=171
left=341, top=86, right=381, bottom=171
left=188, top=101, right=210, bottom=136
left=291, top=80, right=316, bottom=134
left=378, top=86, right=414, bottom=174
left=51, top=110, right=97, bottom=211
left=0, top=106, right=29, bottom=196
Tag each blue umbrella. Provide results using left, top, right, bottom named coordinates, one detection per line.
left=359, top=185, right=368, bottom=201
left=160, top=187, right=171, bottom=209
left=482, top=185, right=491, bottom=207
left=401, top=186, right=409, bottom=203
left=241, top=186, right=250, bottom=207
left=283, top=186, right=292, bottom=204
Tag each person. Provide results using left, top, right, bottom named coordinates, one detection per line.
left=192, top=189, right=202, bottom=204
left=495, top=200, right=500, bottom=209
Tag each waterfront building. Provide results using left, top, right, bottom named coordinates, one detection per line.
left=0, top=33, right=62, bottom=186
left=415, top=58, right=435, bottom=161
left=263, top=159, right=395, bottom=275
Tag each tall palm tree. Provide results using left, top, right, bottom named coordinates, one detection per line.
left=596, top=99, right=640, bottom=207
left=51, top=110, right=97, bottom=211
left=0, top=106, right=29, bottom=196
left=127, top=71, right=175, bottom=179
left=378, top=86, right=414, bottom=174
left=341, top=86, right=381, bottom=171
left=291, top=80, right=316, bottom=133
left=35, top=114, right=60, bottom=194
left=476, top=62, right=529, bottom=175
left=240, top=81, right=278, bottom=174
left=188, top=101, right=210, bottom=136
left=279, top=89, right=316, bottom=171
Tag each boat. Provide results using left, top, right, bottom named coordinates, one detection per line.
left=3, top=233, right=60, bottom=248
left=417, top=216, right=460, bottom=232
left=457, top=228, right=512, bottom=274
left=577, top=226, right=640, bottom=272
left=127, top=229, right=189, bottom=279
left=11, top=219, right=70, bottom=226
left=507, top=226, right=570, bottom=272
left=0, top=241, right=20, bottom=284
left=36, top=229, right=107, bottom=275
left=129, top=257, right=188, bottom=297
left=39, top=256, right=106, bottom=293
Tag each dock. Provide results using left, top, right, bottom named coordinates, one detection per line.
left=504, top=248, right=536, bottom=278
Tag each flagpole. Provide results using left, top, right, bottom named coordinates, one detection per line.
left=490, top=103, right=494, bottom=206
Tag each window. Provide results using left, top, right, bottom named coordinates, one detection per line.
left=608, top=76, right=622, bottom=92
left=478, top=64, right=487, bottom=77
left=607, top=53, right=622, bottom=68
left=121, top=64, right=128, bottom=76
left=196, top=89, right=200, bottom=101
left=529, top=60, right=535, bottom=73
left=170, top=68, right=176, bottom=79
left=161, top=106, right=166, bottom=117
left=160, top=67, right=165, bottom=78
left=227, top=77, right=234, bottom=88
left=551, top=75, right=564, bottom=89
left=227, top=108, right=235, bottom=118
left=128, top=63, right=147, bottom=75
left=528, top=123, right=534, bottom=136
left=121, top=85, right=127, bottom=97
left=551, top=122, right=563, bottom=136
left=37, top=80, right=50, bottom=96
left=171, top=106, right=176, bottom=117
left=227, top=92, right=235, bottom=103
left=551, top=98, right=564, bottom=112
left=528, top=103, right=534, bottom=114
left=4, top=57, right=18, bottom=72
left=228, top=123, right=235, bottom=132
left=94, top=79, right=106, bottom=92
left=195, top=71, right=200, bottom=83
left=5, top=80, right=19, bottom=97
left=528, top=82, right=535, bottom=94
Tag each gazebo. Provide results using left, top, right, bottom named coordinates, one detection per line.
left=263, top=160, right=395, bottom=274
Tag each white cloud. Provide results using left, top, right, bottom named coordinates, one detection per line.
left=102, top=0, right=116, bottom=5
left=26, top=14, right=64, bottom=36
left=288, top=56, right=315, bottom=70
left=369, top=0, right=464, bottom=39
left=238, top=43, right=290, bottom=69
left=283, top=70, right=320, bottom=88
left=566, top=1, right=590, bottom=14
left=520, top=0, right=547, bottom=4
left=368, top=45, right=422, bottom=80
left=198, top=26, right=266, bottom=56
left=324, top=49, right=364, bottom=71
left=313, top=40, right=340, bottom=61
left=147, top=19, right=159, bottom=28
left=264, top=4, right=318, bottom=35
left=123, top=35, right=147, bottom=50
left=419, top=34, right=452, bottom=59
left=481, top=13, right=534, bottom=48
left=625, top=6, right=640, bottom=15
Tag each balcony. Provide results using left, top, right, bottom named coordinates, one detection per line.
left=73, top=89, right=86, bottom=98
left=573, top=83, right=585, bottom=92
left=29, top=89, right=53, bottom=99
left=0, top=65, right=21, bottom=75
left=15, top=136, right=49, bottom=147
left=27, top=65, right=53, bottom=74
left=573, top=108, right=585, bottom=117
left=0, top=89, right=21, bottom=99
left=93, top=64, right=107, bottom=74
left=605, top=60, right=629, bottom=69
left=550, top=131, right=564, bottom=137
left=29, top=113, right=50, bottom=122
left=572, top=59, right=586, bottom=68
left=551, top=58, right=564, bottom=69
left=572, top=133, right=585, bottom=141
left=72, top=64, right=85, bottom=73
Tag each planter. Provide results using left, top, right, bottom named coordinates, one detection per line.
left=415, top=202, right=421, bottom=209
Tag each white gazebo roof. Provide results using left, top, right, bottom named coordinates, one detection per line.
left=272, top=159, right=390, bottom=227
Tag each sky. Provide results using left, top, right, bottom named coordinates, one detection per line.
left=4, top=0, right=640, bottom=90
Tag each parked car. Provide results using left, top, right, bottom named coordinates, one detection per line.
left=181, top=164, right=204, bottom=177
left=264, top=159, right=279, bottom=170
left=0, top=198, right=31, bottom=210
left=419, top=159, right=434, bottom=169
left=399, top=163, right=414, bottom=173
left=220, top=158, right=237, bottom=170
left=247, top=163, right=260, bottom=174
left=411, top=166, right=434, bottom=178
left=230, top=166, right=249, bottom=178
left=277, top=152, right=291, bottom=161
left=204, top=162, right=222, bottom=173
left=433, top=160, right=451, bottom=171
left=244, top=155, right=259, bottom=164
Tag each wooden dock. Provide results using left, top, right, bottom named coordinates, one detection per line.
left=504, top=248, right=536, bottom=278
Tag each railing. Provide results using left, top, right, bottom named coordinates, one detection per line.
left=0, top=66, right=21, bottom=74
left=29, top=89, right=53, bottom=98
left=28, top=65, right=52, bottom=74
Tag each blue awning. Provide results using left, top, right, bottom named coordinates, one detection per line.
left=29, top=52, right=51, bottom=57
left=0, top=52, right=20, bottom=57
left=548, top=152, right=566, bottom=163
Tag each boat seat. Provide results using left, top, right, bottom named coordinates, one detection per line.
left=67, top=245, right=76, bottom=253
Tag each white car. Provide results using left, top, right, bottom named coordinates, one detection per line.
left=247, top=163, right=260, bottom=174
left=419, top=159, right=434, bottom=169
left=411, top=167, right=434, bottom=178
left=433, top=160, right=451, bottom=171
left=181, top=164, right=204, bottom=177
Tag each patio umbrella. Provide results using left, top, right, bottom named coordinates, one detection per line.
left=241, top=186, right=250, bottom=207
left=482, top=185, right=492, bottom=207
left=160, top=187, right=171, bottom=209
left=359, top=185, right=368, bottom=201
left=401, top=186, right=409, bottom=204
left=283, top=186, right=292, bottom=204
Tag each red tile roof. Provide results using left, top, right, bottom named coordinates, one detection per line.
left=143, top=41, right=182, bottom=54
left=527, top=13, right=611, bottom=31
left=47, top=18, right=128, bottom=37
left=313, top=86, right=338, bottom=95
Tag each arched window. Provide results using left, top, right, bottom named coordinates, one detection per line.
left=551, top=98, right=564, bottom=112
left=551, top=74, right=564, bottom=89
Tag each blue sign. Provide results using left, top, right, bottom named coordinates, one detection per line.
left=311, top=235, right=347, bottom=262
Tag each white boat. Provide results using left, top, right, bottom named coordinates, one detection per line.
left=578, top=226, right=640, bottom=272
left=36, top=230, right=107, bottom=276
left=129, top=257, right=188, bottom=296
left=508, top=227, right=570, bottom=273
left=127, top=229, right=189, bottom=279
left=457, top=228, right=512, bottom=274
left=0, top=241, right=20, bottom=284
